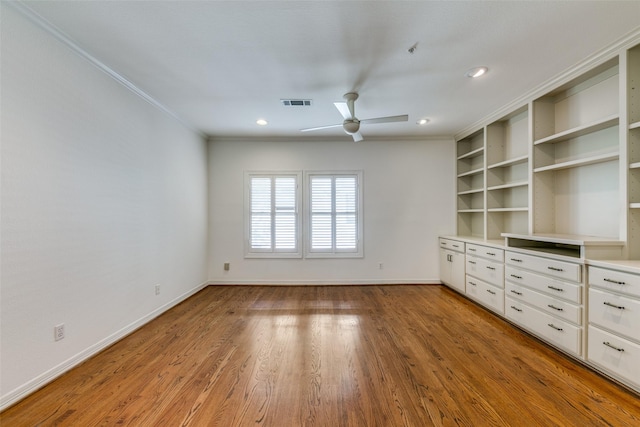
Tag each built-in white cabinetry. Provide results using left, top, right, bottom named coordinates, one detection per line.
left=442, top=38, right=640, bottom=394
left=504, top=249, right=584, bottom=356
left=587, top=262, right=640, bottom=392
left=465, top=244, right=504, bottom=314
left=439, top=238, right=465, bottom=293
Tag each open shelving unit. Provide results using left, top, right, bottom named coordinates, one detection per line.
left=455, top=106, right=531, bottom=240
left=457, top=129, right=485, bottom=238
left=531, top=57, right=621, bottom=241
left=452, top=40, right=640, bottom=259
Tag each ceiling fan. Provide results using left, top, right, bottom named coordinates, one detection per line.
left=300, top=92, right=408, bottom=141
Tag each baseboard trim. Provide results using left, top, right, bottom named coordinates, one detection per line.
left=208, top=279, right=441, bottom=286
left=0, top=281, right=209, bottom=412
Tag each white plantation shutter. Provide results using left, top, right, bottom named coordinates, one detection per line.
left=311, top=177, right=333, bottom=249
left=247, top=173, right=301, bottom=257
left=274, top=177, right=296, bottom=249
left=335, top=177, right=357, bottom=249
left=250, top=177, right=272, bottom=249
left=308, top=172, right=362, bottom=257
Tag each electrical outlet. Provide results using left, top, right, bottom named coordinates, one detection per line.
left=54, top=324, right=65, bottom=341
left=155, top=284, right=160, bottom=295
left=378, top=263, right=384, bottom=270
left=224, top=262, right=230, bottom=271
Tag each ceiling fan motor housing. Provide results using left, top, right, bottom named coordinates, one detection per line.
left=343, top=119, right=360, bottom=134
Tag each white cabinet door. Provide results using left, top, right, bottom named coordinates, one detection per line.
left=450, top=250, right=466, bottom=292
left=440, top=248, right=465, bottom=293
left=439, top=248, right=451, bottom=283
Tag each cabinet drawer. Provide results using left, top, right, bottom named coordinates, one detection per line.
left=440, top=238, right=464, bottom=253
left=466, top=255, right=504, bottom=287
left=506, top=297, right=582, bottom=356
left=589, top=288, right=640, bottom=342
left=505, top=266, right=581, bottom=303
left=588, top=325, right=640, bottom=389
left=466, top=243, right=504, bottom=262
left=466, top=276, right=505, bottom=314
left=505, top=282, right=581, bottom=324
left=505, top=251, right=581, bottom=282
left=589, top=266, right=640, bottom=298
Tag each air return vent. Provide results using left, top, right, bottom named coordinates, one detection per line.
left=281, top=99, right=312, bottom=107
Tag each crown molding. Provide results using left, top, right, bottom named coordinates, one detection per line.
left=455, top=27, right=640, bottom=141
left=207, top=134, right=453, bottom=144
left=6, top=1, right=206, bottom=139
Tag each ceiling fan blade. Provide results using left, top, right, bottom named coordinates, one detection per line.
left=334, top=102, right=352, bottom=120
left=300, top=123, right=343, bottom=132
left=351, top=131, right=364, bottom=142
left=359, top=114, right=409, bottom=125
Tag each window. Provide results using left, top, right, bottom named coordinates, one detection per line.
left=306, top=171, right=363, bottom=258
left=245, top=172, right=301, bottom=258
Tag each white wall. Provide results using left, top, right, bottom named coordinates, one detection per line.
left=208, top=137, right=455, bottom=284
left=0, top=5, right=209, bottom=409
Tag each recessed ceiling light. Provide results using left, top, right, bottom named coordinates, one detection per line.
left=256, top=119, right=268, bottom=126
left=466, top=66, right=488, bottom=78
left=417, top=118, right=430, bottom=125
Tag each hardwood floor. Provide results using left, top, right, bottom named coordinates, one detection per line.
left=2, top=285, right=639, bottom=426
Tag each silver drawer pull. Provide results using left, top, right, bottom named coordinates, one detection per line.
left=547, top=324, right=563, bottom=331
left=487, top=252, right=496, bottom=256
left=469, top=281, right=477, bottom=286
left=510, top=306, right=522, bottom=312
left=486, top=266, right=496, bottom=270
left=468, top=248, right=476, bottom=251
left=603, top=302, right=625, bottom=310
left=603, top=341, right=625, bottom=352
left=603, top=278, right=626, bottom=285
left=547, top=285, right=564, bottom=292
left=452, top=244, right=460, bottom=248
left=510, top=274, right=523, bottom=280
left=510, top=258, right=523, bottom=263
left=486, top=289, right=496, bottom=295
left=547, top=304, right=563, bottom=311
left=547, top=266, right=564, bottom=272
left=510, top=290, right=522, bottom=296
left=468, top=260, right=476, bottom=265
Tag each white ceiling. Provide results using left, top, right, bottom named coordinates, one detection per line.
left=18, top=1, right=640, bottom=140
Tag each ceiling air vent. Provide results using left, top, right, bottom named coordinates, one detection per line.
left=281, top=99, right=312, bottom=107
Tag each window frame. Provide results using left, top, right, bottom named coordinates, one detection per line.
left=304, top=170, right=364, bottom=258
left=244, top=171, right=302, bottom=258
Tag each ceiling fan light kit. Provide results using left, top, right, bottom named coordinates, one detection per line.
left=343, top=120, right=360, bottom=135
left=301, top=92, right=408, bottom=141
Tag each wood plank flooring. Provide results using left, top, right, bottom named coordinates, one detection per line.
left=2, top=285, right=639, bottom=426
